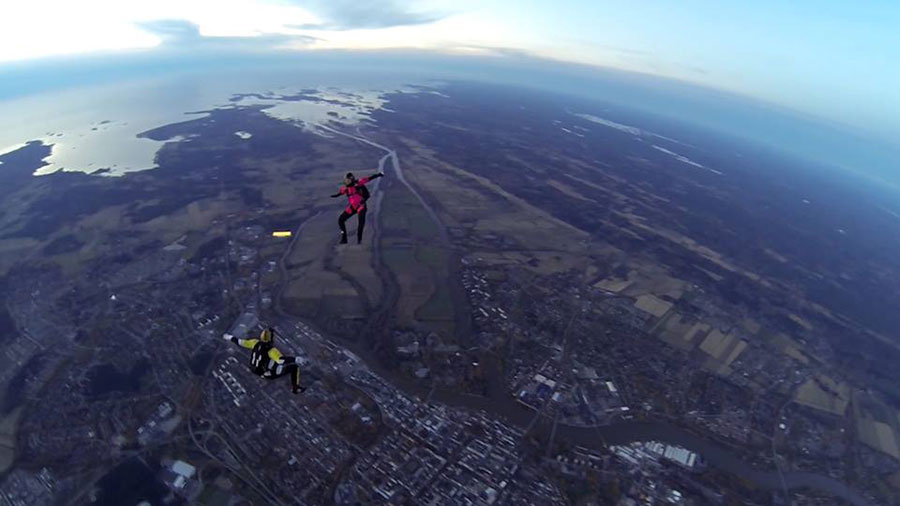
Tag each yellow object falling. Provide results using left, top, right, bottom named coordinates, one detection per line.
left=272, top=231, right=292, bottom=238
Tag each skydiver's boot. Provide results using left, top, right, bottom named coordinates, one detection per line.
left=339, top=231, right=348, bottom=244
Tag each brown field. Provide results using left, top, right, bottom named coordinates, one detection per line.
left=547, top=179, right=598, bottom=203
left=332, top=242, right=382, bottom=307
left=634, top=294, right=673, bottom=318
left=654, top=313, right=709, bottom=351
left=382, top=245, right=434, bottom=326
left=285, top=211, right=335, bottom=268
left=852, top=393, right=900, bottom=461
left=465, top=250, right=587, bottom=276
left=697, top=329, right=747, bottom=376
left=621, top=271, right=687, bottom=300
left=282, top=211, right=363, bottom=318
left=614, top=208, right=771, bottom=287
left=858, top=418, right=900, bottom=459
left=595, top=260, right=687, bottom=303
left=795, top=375, right=851, bottom=416
left=768, top=333, right=811, bottom=364
left=595, top=277, right=633, bottom=293
left=413, top=245, right=454, bottom=323
left=397, top=137, right=591, bottom=254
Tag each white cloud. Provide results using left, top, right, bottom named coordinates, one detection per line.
left=0, top=0, right=518, bottom=63
left=287, top=0, right=445, bottom=30
left=0, top=0, right=321, bottom=61
left=297, top=10, right=523, bottom=54
left=0, top=2, right=158, bottom=61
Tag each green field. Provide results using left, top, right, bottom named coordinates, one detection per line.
left=379, top=177, right=456, bottom=336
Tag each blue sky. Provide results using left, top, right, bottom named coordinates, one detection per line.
left=1, top=1, right=897, bottom=149
left=551, top=1, right=900, bottom=140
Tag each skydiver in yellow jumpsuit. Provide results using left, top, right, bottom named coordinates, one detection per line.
left=223, top=327, right=306, bottom=394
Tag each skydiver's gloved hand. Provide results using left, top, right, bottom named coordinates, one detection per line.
left=222, top=333, right=233, bottom=341
left=330, top=192, right=342, bottom=198
left=295, top=357, right=309, bottom=366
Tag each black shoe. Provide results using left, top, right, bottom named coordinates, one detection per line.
left=339, top=233, right=348, bottom=244
left=293, top=386, right=306, bottom=395
left=357, top=236, right=363, bottom=245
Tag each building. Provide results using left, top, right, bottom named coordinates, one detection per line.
left=171, top=460, right=196, bottom=490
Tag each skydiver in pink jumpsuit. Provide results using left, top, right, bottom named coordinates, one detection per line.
left=330, top=171, right=384, bottom=244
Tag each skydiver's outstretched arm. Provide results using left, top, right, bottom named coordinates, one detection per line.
left=222, top=333, right=257, bottom=349
left=357, top=173, right=384, bottom=186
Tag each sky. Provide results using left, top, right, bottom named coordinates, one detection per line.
left=1, top=0, right=898, bottom=144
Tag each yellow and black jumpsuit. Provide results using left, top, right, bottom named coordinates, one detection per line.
left=228, top=333, right=303, bottom=393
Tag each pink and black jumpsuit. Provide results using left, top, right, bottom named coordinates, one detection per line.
left=331, top=173, right=383, bottom=243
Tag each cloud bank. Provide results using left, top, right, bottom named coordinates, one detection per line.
left=136, top=19, right=318, bottom=50
left=289, top=0, right=445, bottom=30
